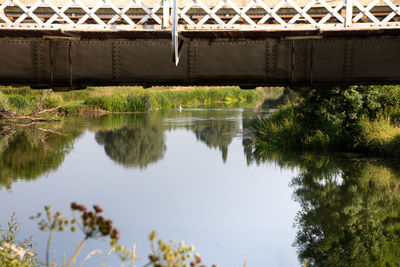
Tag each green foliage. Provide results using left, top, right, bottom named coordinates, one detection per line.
left=0, top=214, right=39, bottom=267
left=251, top=105, right=302, bottom=151
left=251, top=85, right=400, bottom=155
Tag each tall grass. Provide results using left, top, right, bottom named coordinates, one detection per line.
left=0, top=92, right=9, bottom=110
left=84, top=93, right=150, bottom=112
left=0, top=86, right=267, bottom=114
left=84, top=87, right=263, bottom=112
left=0, top=87, right=42, bottom=114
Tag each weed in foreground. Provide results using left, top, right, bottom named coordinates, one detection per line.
left=0, top=213, right=40, bottom=267
left=0, top=203, right=228, bottom=267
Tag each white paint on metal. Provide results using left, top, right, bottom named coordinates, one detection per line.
left=0, top=0, right=399, bottom=31
left=345, top=0, right=353, bottom=27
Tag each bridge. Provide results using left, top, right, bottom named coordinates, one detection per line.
left=0, top=0, right=400, bottom=90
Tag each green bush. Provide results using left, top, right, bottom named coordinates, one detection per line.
left=251, top=85, right=400, bottom=156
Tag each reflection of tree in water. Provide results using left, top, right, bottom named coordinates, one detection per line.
left=242, top=138, right=253, bottom=165
left=250, top=147, right=400, bottom=266
left=188, top=118, right=238, bottom=163
left=294, top=159, right=400, bottom=266
left=95, top=125, right=166, bottom=169
left=260, top=87, right=299, bottom=110
left=0, top=124, right=82, bottom=189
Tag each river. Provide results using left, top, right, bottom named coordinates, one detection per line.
left=1, top=106, right=400, bottom=266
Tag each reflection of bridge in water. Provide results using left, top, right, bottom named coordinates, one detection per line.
left=1, top=0, right=400, bottom=90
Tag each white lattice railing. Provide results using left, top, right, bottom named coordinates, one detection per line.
left=1, top=0, right=400, bottom=31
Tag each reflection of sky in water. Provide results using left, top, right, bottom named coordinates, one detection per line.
left=0, top=109, right=300, bottom=266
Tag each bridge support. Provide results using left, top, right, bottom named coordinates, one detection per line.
left=1, top=35, right=400, bottom=90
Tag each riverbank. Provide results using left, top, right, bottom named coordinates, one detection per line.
left=0, top=86, right=274, bottom=116
left=251, top=85, right=400, bottom=157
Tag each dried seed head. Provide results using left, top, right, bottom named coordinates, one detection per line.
left=78, top=205, right=87, bottom=212
left=82, top=212, right=89, bottom=220
left=93, top=205, right=103, bottom=213
left=149, top=254, right=159, bottom=262
left=71, top=202, right=78, bottom=210
left=111, top=228, right=120, bottom=240
left=195, top=254, right=202, bottom=263
left=106, top=220, right=113, bottom=229
left=149, top=230, right=157, bottom=241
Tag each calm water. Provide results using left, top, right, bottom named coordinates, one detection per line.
left=1, top=106, right=400, bottom=266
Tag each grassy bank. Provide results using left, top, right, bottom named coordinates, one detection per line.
left=251, top=85, right=400, bottom=156
left=0, top=86, right=271, bottom=115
